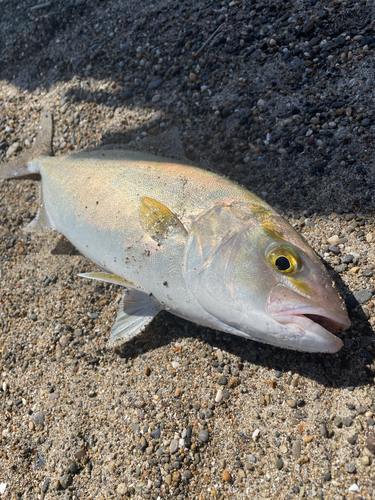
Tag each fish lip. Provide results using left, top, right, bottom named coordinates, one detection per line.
left=269, top=309, right=347, bottom=353
left=267, top=283, right=350, bottom=352
left=270, top=305, right=350, bottom=333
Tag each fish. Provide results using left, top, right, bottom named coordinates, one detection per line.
left=0, top=109, right=350, bottom=353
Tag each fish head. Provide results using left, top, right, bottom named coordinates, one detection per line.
left=184, top=202, right=350, bottom=352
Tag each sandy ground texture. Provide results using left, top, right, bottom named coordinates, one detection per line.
left=1, top=0, right=375, bottom=499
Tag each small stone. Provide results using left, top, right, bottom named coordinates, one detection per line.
left=222, top=470, right=232, bottom=481
left=29, top=421, right=35, bottom=431
left=348, top=484, right=359, bottom=492
left=189, top=72, right=197, bottom=82
left=361, top=455, right=371, bottom=466
left=304, top=435, right=313, bottom=443
left=354, top=289, right=372, bottom=304
left=117, top=483, right=128, bottom=496
left=217, top=376, right=227, bottom=385
left=151, top=428, right=161, bottom=439
left=148, top=79, right=163, bottom=90
left=329, top=245, right=340, bottom=254
left=55, top=344, right=63, bottom=360
left=140, top=436, right=148, bottom=450
left=319, top=424, right=328, bottom=437
left=75, top=449, right=86, bottom=459
left=59, top=335, right=70, bottom=347
left=165, top=474, right=172, bottom=486
left=198, top=429, right=209, bottom=443
left=69, top=462, right=79, bottom=474
left=292, top=440, right=301, bottom=458
left=89, top=312, right=98, bottom=319
left=342, top=416, right=353, bottom=427
left=347, top=436, right=356, bottom=445
left=323, top=472, right=331, bottom=482
left=151, top=94, right=162, bottom=103
left=275, top=458, right=284, bottom=470
left=172, top=471, right=180, bottom=483
left=279, top=444, right=288, bottom=454
left=327, top=235, right=339, bottom=245
left=59, top=475, right=72, bottom=490
left=345, top=463, right=356, bottom=474
left=6, top=142, right=21, bottom=157
left=365, top=435, right=375, bottom=454
left=121, top=91, right=134, bottom=100
left=333, top=416, right=342, bottom=428
left=183, top=470, right=193, bottom=480
left=215, top=389, right=223, bottom=402
left=286, top=399, right=297, bottom=408
left=144, top=366, right=151, bottom=376
left=170, top=438, right=179, bottom=454
left=41, top=478, right=50, bottom=494
left=33, top=411, right=45, bottom=426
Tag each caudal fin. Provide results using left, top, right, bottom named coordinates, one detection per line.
left=0, top=109, right=53, bottom=180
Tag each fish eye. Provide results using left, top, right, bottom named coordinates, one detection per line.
left=275, top=256, right=291, bottom=271
left=266, top=246, right=300, bottom=274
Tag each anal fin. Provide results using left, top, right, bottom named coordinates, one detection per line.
left=26, top=185, right=55, bottom=232
left=109, top=289, right=160, bottom=347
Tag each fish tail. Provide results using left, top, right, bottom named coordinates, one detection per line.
left=0, top=108, right=53, bottom=180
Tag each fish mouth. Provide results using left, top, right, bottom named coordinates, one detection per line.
left=268, top=285, right=350, bottom=353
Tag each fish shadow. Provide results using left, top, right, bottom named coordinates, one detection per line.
left=112, top=259, right=374, bottom=392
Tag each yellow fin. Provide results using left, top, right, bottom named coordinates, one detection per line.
left=139, top=196, right=186, bottom=241
left=78, top=272, right=138, bottom=288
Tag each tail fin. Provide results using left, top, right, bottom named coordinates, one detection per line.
left=0, top=109, right=53, bottom=180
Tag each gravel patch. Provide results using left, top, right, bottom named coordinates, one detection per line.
left=1, top=0, right=375, bottom=498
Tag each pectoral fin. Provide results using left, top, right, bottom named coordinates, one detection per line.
left=78, top=271, right=138, bottom=288
left=139, top=196, right=187, bottom=242
left=109, top=289, right=160, bottom=347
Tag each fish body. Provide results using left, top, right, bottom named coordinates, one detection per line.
left=0, top=111, right=350, bottom=352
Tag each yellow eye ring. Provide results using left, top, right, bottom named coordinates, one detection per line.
left=266, top=246, right=301, bottom=274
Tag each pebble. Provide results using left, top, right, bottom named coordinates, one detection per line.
left=41, top=479, right=50, bottom=494
left=148, top=79, right=163, bottom=90
left=198, top=429, right=209, bottom=443
left=217, top=376, right=227, bottom=385
left=365, top=435, right=375, bottom=454
left=169, top=438, right=179, bottom=454
left=183, top=470, right=193, bottom=480
left=292, top=440, right=301, bottom=458
left=361, top=456, right=371, bottom=466
left=59, top=475, right=72, bottom=490
left=345, top=463, right=356, bottom=474
left=222, top=470, right=232, bottom=481
left=333, top=416, right=342, bottom=428
left=33, top=411, right=45, bottom=426
left=353, top=289, right=372, bottom=304
left=286, top=399, right=297, bottom=408
left=116, top=483, right=128, bottom=496
left=342, top=416, right=353, bottom=427
left=275, top=458, right=284, bottom=470
left=6, top=142, right=20, bottom=157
